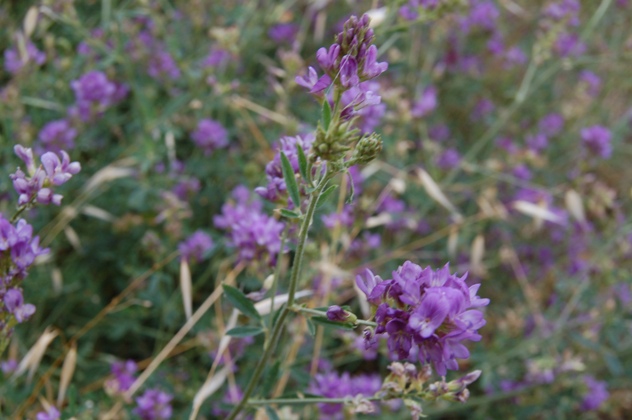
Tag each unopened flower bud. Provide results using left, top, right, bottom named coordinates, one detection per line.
left=351, top=133, right=382, bottom=164
left=326, top=305, right=357, bottom=323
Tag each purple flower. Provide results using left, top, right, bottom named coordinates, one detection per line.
left=581, top=125, right=612, bottom=159
left=202, top=47, right=231, bottom=68
left=580, top=70, right=602, bottom=96
left=411, top=86, right=438, bottom=118
left=268, top=23, right=299, bottom=44
left=460, top=0, right=500, bottom=33
left=539, top=113, right=565, bottom=137
left=358, top=262, right=488, bottom=375
left=3, top=288, right=36, bottom=323
left=133, top=389, right=173, bottom=420
left=3, top=41, right=46, bottom=75
left=35, top=406, right=60, bottom=420
left=526, top=133, right=548, bottom=152
left=148, top=50, right=181, bottom=80
left=178, top=231, right=213, bottom=263
left=11, top=146, right=80, bottom=206
left=326, top=305, right=350, bottom=322
left=190, top=119, right=228, bottom=155
left=436, top=148, right=461, bottom=170
left=38, top=120, right=78, bottom=153
left=309, top=371, right=381, bottom=417
left=298, top=14, right=387, bottom=96
left=554, top=33, right=586, bottom=57
left=71, top=70, right=116, bottom=105
left=581, top=375, right=608, bottom=411
left=255, top=134, right=314, bottom=203
left=214, top=187, right=285, bottom=265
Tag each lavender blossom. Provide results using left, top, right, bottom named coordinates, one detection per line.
left=38, top=119, right=78, bottom=153
left=10, top=145, right=80, bottom=206
left=3, top=41, right=46, bottom=75
left=105, top=360, right=137, bottom=394
left=581, top=125, right=612, bottom=159
left=309, top=370, right=381, bottom=418
left=357, top=262, right=489, bottom=375
left=69, top=71, right=125, bottom=121
left=436, top=148, right=461, bottom=170
left=268, top=23, right=299, bottom=44
left=35, top=406, right=60, bottom=420
left=133, top=389, right=173, bottom=420
left=538, top=113, right=565, bottom=137
left=411, top=86, right=438, bottom=118
left=255, top=134, right=314, bottom=202
left=581, top=375, right=608, bottom=411
left=178, top=231, right=213, bottom=263
left=296, top=14, right=387, bottom=95
left=148, top=50, right=181, bottom=80
left=190, top=119, right=229, bottom=155
left=214, top=187, right=285, bottom=265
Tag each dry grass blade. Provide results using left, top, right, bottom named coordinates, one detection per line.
left=63, top=226, right=83, bottom=253
left=565, top=189, right=586, bottom=223
left=513, top=200, right=564, bottom=225
left=23, top=6, right=39, bottom=38
left=13, top=327, right=59, bottom=383
left=190, top=365, right=231, bottom=420
left=125, top=263, right=244, bottom=398
left=81, top=205, right=115, bottom=222
left=470, top=234, right=486, bottom=277
left=57, top=342, right=77, bottom=406
left=180, top=259, right=193, bottom=321
left=416, top=168, right=463, bottom=222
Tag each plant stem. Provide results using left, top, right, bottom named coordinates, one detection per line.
left=247, top=396, right=383, bottom=406
left=291, top=306, right=377, bottom=327
left=226, top=170, right=332, bottom=420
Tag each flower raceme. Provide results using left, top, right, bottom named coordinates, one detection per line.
left=296, top=14, right=388, bottom=95
left=357, top=262, right=489, bottom=375
left=10, top=145, right=81, bottom=207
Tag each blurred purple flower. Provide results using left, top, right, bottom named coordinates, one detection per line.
left=539, top=113, right=565, bottom=137
left=35, top=406, right=60, bottom=420
left=581, top=125, right=612, bottom=159
left=268, top=23, right=299, bottom=44
left=411, top=86, right=438, bottom=118
left=133, top=389, right=173, bottom=420
left=191, top=119, right=229, bottom=155
left=581, top=375, right=608, bottom=411
left=436, top=148, right=461, bottom=170
left=178, top=230, right=213, bottom=263
left=4, top=41, right=46, bottom=74
left=38, top=119, right=77, bottom=153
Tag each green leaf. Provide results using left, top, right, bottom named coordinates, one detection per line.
left=322, top=99, right=332, bottom=130
left=222, top=285, right=262, bottom=321
left=316, top=184, right=338, bottom=208
left=306, top=317, right=316, bottom=336
left=226, top=326, right=264, bottom=337
left=280, top=209, right=301, bottom=219
left=280, top=152, right=301, bottom=209
left=265, top=406, right=280, bottom=420
left=297, top=144, right=308, bottom=181
left=311, top=316, right=355, bottom=330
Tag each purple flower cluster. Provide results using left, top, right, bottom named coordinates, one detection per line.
left=296, top=14, right=387, bottom=94
left=178, top=230, right=213, bottom=263
left=133, top=388, right=173, bottom=420
left=357, top=262, right=488, bottom=375
left=190, top=119, right=229, bottom=155
left=0, top=214, right=48, bottom=334
left=3, top=41, right=46, bottom=75
left=35, top=406, right=61, bottom=420
left=581, top=125, right=612, bottom=159
left=68, top=70, right=128, bottom=122
left=411, top=86, right=438, bottom=118
left=255, top=134, right=314, bottom=202
left=581, top=375, right=609, bottom=411
left=10, top=145, right=81, bottom=207
left=309, top=370, right=382, bottom=418
left=38, top=120, right=78, bottom=153
left=340, top=81, right=386, bottom=133
left=214, top=186, right=284, bottom=264
left=105, top=360, right=138, bottom=394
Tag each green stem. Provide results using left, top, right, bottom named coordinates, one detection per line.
left=291, top=306, right=377, bottom=327
left=226, top=170, right=332, bottom=420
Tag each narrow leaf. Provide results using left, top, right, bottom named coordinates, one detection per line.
left=306, top=318, right=316, bottom=336
left=316, top=184, right=338, bottom=208
left=265, top=406, right=281, bottom=420
left=222, top=285, right=262, bottom=321
left=280, top=152, right=301, bottom=208
left=322, top=99, right=332, bottom=130
left=280, top=209, right=301, bottom=219
left=226, top=326, right=264, bottom=338
left=311, top=316, right=355, bottom=330
left=297, top=144, right=308, bottom=181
